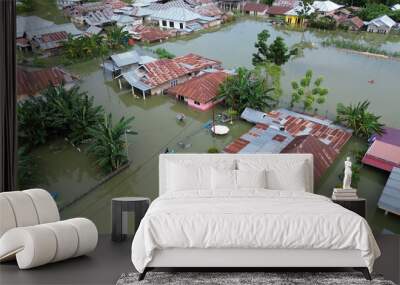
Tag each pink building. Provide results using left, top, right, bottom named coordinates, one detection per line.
left=168, top=71, right=229, bottom=111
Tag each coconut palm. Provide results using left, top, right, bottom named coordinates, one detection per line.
left=218, top=67, right=275, bottom=113
left=106, top=26, right=130, bottom=51
left=87, top=114, right=136, bottom=172
left=336, top=100, right=385, bottom=139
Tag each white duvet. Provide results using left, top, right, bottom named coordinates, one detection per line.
left=131, top=190, right=380, bottom=273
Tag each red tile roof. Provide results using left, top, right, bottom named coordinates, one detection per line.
left=244, top=2, right=269, bottom=13
left=281, top=135, right=338, bottom=182
left=173, top=53, right=221, bottom=73
left=168, top=71, right=228, bottom=103
left=16, top=67, right=77, bottom=100
left=267, top=5, right=291, bottom=15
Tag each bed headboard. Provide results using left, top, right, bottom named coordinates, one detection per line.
left=159, top=153, right=314, bottom=196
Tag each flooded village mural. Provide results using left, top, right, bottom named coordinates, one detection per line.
left=16, top=0, right=400, bottom=234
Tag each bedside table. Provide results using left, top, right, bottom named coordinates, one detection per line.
left=111, top=197, right=150, bottom=242
left=332, top=198, right=366, bottom=218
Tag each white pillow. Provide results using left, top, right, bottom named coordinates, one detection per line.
left=266, top=165, right=307, bottom=191
left=211, top=168, right=237, bottom=190
left=237, top=159, right=308, bottom=191
left=236, top=169, right=267, bottom=189
left=167, top=162, right=211, bottom=191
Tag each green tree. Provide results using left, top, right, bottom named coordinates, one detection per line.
left=252, top=30, right=297, bottom=66
left=42, top=85, right=104, bottom=145
left=290, top=69, right=328, bottom=112
left=218, top=67, right=275, bottom=113
left=154, top=48, right=175, bottom=59
left=17, top=97, right=49, bottom=149
left=106, top=26, right=130, bottom=51
left=336, top=100, right=385, bottom=139
left=17, top=147, right=37, bottom=189
left=260, top=0, right=274, bottom=5
left=87, top=114, right=136, bottom=172
left=357, top=3, right=391, bottom=21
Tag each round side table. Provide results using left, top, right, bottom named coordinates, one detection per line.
left=111, top=197, right=150, bottom=242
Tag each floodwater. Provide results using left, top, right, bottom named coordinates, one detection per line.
left=30, top=19, right=400, bottom=234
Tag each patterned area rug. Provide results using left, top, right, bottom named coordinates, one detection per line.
left=116, top=272, right=395, bottom=285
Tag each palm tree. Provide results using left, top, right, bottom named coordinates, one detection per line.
left=217, top=67, right=275, bottom=113
left=106, top=26, right=130, bottom=51
left=87, top=114, right=136, bottom=173
left=336, top=100, right=385, bottom=139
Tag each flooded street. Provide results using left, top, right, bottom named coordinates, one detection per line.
left=31, top=19, right=400, bottom=234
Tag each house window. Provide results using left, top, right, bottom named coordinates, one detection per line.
left=179, top=23, right=184, bottom=29
left=170, top=79, right=178, bottom=86
left=162, top=20, right=167, bottom=26
left=194, top=101, right=201, bottom=105
left=169, top=21, right=174, bottom=28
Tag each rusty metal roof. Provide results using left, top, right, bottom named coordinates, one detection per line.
left=142, top=53, right=221, bottom=87
left=244, top=2, right=269, bottom=13
left=281, top=135, right=338, bottom=182
left=168, top=71, right=228, bottom=103
left=16, top=67, right=77, bottom=100
left=173, top=53, right=221, bottom=72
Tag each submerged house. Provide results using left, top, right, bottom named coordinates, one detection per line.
left=339, top=16, right=364, bottom=31
left=362, top=127, right=400, bottom=172
left=118, top=53, right=221, bottom=99
left=103, top=50, right=157, bottom=78
left=16, top=67, right=78, bottom=101
left=366, top=15, right=396, bottom=34
left=285, top=3, right=315, bottom=25
left=27, top=23, right=83, bottom=54
left=224, top=108, right=352, bottom=183
left=126, top=25, right=171, bottom=43
left=243, top=2, right=269, bottom=16
left=16, top=16, right=55, bottom=51
left=168, top=71, right=229, bottom=111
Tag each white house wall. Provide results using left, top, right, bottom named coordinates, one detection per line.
left=158, top=19, right=186, bottom=30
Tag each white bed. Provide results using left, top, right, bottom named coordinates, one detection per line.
left=131, top=154, right=380, bottom=280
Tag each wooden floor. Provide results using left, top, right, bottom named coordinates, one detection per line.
left=0, top=234, right=399, bottom=285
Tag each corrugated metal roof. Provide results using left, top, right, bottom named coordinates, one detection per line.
left=378, top=167, right=400, bottom=215
left=368, top=15, right=396, bottom=28
left=111, top=50, right=141, bottom=68
left=16, top=67, right=77, bottom=100
left=281, top=135, right=338, bottom=182
left=267, top=5, right=291, bottom=15
left=150, top=7, right=202, bottom=22
left=244, top=2, right=269, bottom=13
left=312, top=0, right=343, bottom=12
left=362, top=140, right=400, bottom=171
left=17, top=16, right=55, bottom=38
left=226, top=107, right=352, bottom=182
left=174, top=53, right=221, bottom=72
left=372, top=127, right=400, bottom=147
left=168, top=71, right=228, bottom=103
left=26, top=23, right=83, bottom=39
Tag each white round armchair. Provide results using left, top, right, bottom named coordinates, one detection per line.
left=0, top=189, right=98, bottom=269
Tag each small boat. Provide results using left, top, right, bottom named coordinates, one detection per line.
left=211, top=125, right=230, bottom=135
left=176, top=113, right=185, bottom=121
